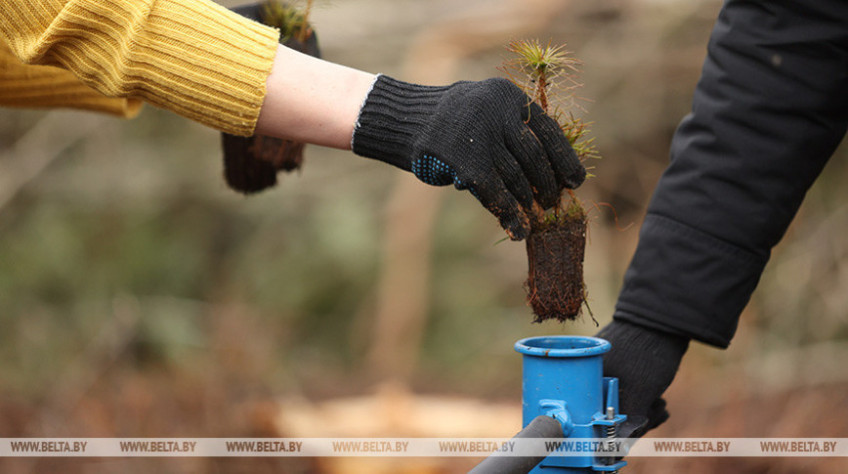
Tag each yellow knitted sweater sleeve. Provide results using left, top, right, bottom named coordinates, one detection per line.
left=0, top=41, right=143, bottom=117
left=0, top=0, right=280, bottom=136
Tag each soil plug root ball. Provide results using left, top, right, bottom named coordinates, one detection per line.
left=221, top=135, right=305, bottom=193
left=525, top=204, right=587, bottom=322
left=222, top=1, right=319, bottom=195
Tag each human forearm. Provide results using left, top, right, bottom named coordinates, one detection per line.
left=255, top=44, right=376, bottom=149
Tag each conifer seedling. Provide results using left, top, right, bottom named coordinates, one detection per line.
left=502, top=39, right=598, bottom=322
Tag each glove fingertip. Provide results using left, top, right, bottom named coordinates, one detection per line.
left=537, top=189, right=561, bottom=210
left=646, top=398, right=670, bottom=431
left=565, top=164, right=588, bottom=189
left=503, top=209, right=530, bottom=241
left=526, top=110, right=588, bottom=191
left=618, top=415, right=649, bottom=440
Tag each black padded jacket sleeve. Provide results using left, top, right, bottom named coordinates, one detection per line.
left=614, top=0, right=848, bottom=348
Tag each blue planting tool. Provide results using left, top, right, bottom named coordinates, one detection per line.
left=515, top=336, right=627, bottom=473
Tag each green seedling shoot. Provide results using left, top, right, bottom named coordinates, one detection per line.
left=502, top=39, right=599, bottom=226
left=262, top=0, right=315, bottom=43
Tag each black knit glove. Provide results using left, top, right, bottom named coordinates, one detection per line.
left=352, top=75, right=586, bottom=241
left=596, top=320, right=689, bottom=438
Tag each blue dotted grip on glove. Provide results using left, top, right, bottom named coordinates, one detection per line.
left=412, top=155, right=482, bottom=201
left=411, top=155, right=457, bottom=186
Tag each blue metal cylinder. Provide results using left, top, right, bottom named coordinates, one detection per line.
left=515, top=336, right=625, bottom=473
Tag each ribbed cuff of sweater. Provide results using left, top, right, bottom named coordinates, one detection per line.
left=0, top=0, right=280, bottom=136
left=351, top=75, right=450, bottom=170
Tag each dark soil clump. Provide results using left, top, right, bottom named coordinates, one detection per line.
left=221, top=3, right=320, bottom=194
left=222, top=135, right=305, bottom=194
left=525, top=209, right=587, bottom=322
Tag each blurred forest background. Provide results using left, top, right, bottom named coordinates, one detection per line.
left=1, top=0, right=847, bottom=472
